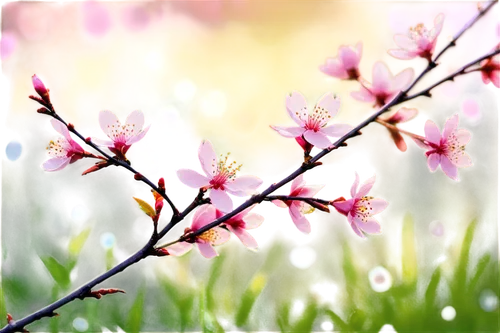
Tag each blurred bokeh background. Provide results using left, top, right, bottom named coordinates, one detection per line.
left=1, top=1, right=499, bottom=332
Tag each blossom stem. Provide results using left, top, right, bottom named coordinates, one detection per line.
left=375, top=118, right=427, bottom=142
left=264, top=195, right=331, bottom=206
left=8, top=3, right=497, bottom=332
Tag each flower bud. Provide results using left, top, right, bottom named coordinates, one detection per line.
left=32, top=74, right=51, bottom=103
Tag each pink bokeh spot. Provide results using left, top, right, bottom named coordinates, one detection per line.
left=17, top=7, right=48, bottom=40
left=83, top=1, right=112, bottom=37
left=462, top=99, right=481, bottom=122
left=0, top=32, right=17, bottom=59
left=122, top=5, right=151, bottom=31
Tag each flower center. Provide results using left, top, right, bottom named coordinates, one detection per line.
left=47, top=138, right=70, bottom=157
left=304, top=106, right=331, bottom=132
left=354, top=196, right=374, bottom=223
left=210, top=153, right=242, bottom=190
left=198, top=229, right=222, bottom=244
left=107, top=120, right=136, bottom=143
left=409, top=23, right=430, bottom=40
left=443, top=132, right=467, bottom=165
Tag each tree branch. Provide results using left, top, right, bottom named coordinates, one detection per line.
left=0, top=1, right=497, bottom=333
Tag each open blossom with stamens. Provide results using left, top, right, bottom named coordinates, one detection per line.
left=165, top=205, right=230, bottom=259
left=319, top=42, right=362, bottom=80
left=416, top=114, right=472, bottom=181
left=95, top=110, right=150, bottom=158
left=216, top=205, right=263, bottom=250
left=331, top=173, right=388, bottom=238
left=388, top=14, right=444, bottom=61
left=42, top=119, right=86, bottom=172
left=271, top=91, right=353, bottom=149
left=177, top=140, right=262, bottom=212
left=273, top=174, right=324, bottom=234
left=351, top=62, right=414, bottom=108
left=379, top=107, right=418, bottom=152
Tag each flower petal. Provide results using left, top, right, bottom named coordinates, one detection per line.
left=126, top=124, right=150, bottom=145
left=320, top=58, right=348, bottom=79
left=42, top=157, right=70, bottom=172
left=303, top=130, right=331, bottom=149
left=392, top=68, right=414, bottom=90
left=210, top=189, right=233, bottom=212
left=427, top=153, right=441, bottom=172
left=211, top=227, right=231, bottom=245
left=348, top=215, right=365, bottom=238
left=455, top=153, right=472, bottom=168
left=455, top=128, right=471, bottom=146
left=291, top=174, right=306, bottom=193
left=315, top=92, right=341, bottom=119
left=367, top=198, right=388, bottom=214
left=272, top=199, right=288, bottom=208
left=243, top=213, right=264, bottom=229
left=339, top=44, right=361, bottom=69
left=350, top=87, right=376, bottom=103
left=225, top=175, right=262, bottom=196
left=413, top=137, right=430, bottom=149
left=424, top=119, right=441, bottom=145
left=198, top=140, right=217, bottom=178
left=196, top=242, right=218, bottom=259
left=372, top=62, right=391, bottom=93
left=443, top=114, right=459, bottom=139
left=332, top=198, right=354, bottom=216
left=91, top=137, right=114, bottom=147
left=393, top=34, right=417, bottom=50
left=321, top=124, right=353, bottom=138
left=191, top=204, right=217, bottom=230
left=270, top=125, right=305, bottom=138
left=356, top=175, right=375, bottom=198
left=429, top=13, right=445, bottom=40
left=357, top=219, right=381, bottom=234
left=297, top=184, right=324, bottom=198
left=388, top=49, right=416, bottom=60
left=440, top=156, right=458, bottom=180
left=386, top=107, right=418, bottom=124
left=99, top=110, right=120, bottom=137
left=228, top=226, right=258, bottom=250
left=286, top=91, right=308, bottom=126
left=165, top=242, right=193, bottom=256
left=350, top=173, right=360, bottom=197
left=51, top=119, right=71, bottom=139
left=289, top=204, right=311, bottom=234
left=177, top=169, right=210, bottom=188
left=125, top=110, right=145, bottom=135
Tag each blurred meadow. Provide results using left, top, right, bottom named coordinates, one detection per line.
left=0, top=1, right=499, bottom=332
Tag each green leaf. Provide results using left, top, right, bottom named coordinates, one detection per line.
left=206, top=255, right=227, bottom=311
left=454, top=220, right=477, bottom=291
left=276, top=301, right=290, bottom=333
left=290, top=299, right=318, bottom=333
left=125, top=287, right=145, bottom=333
left=324, top=309, right=350, bottom=331
left=402, top=214, right=417, bottom=284
left=133, top=197, right=155, bottom=218
left=68, top=228, right=91, bottom=257
left=469, top=253, right=491, bottom=291
left=0, top=281, right=6, bottom=327
left=40, top=256, right=70, bottom=289
left=235, top=273, right=267, bottom=327
left=425, top=266, right=441, bottom=307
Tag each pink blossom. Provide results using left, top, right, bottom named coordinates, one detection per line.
left=479, top=53, right=500, bottom=88
left=332, top=174, right=388, bottom=238
left=379, top=107, right=418, bottom=152
left=319, top=42, right=362, bottom=80
left=32, top=74, right=50, bottom=103
left=216, top=205, right=264, bottom=250
left=177, top=140, right=263, bottom=212
left=388, top=14, right=444, bottom=61
left=419, top=114, right=472, bottom=181
left=165, top=205, right=230, bottom=259
left=43, top=119, right=86, bottom=172
left=271, top=91, right=353, bottom=149
left=95, top=110, right=150, bottom=157
left=351, top=62, right=414, bottom=108
left=273, top=174, right=324, bottom=234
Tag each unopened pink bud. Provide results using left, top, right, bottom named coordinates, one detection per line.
left=32, top=74, right=50, bottom=102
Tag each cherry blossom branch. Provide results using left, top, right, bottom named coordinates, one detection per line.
left=179, top=2, right=499, bottom=239
left=38, top=109, right=180, bottom=216
left=5, top=3, right=496, bottom=332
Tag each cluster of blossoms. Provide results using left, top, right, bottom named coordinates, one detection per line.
left=10, top=5, right=499, bottom=333
left=30, top=7, right=498, bottom=261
